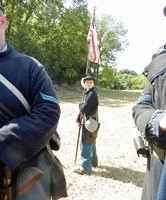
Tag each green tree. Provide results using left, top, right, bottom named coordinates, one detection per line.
left=116, top=74, right=135, bottom=90
left=44, top=0, right=90, bottom=84
left=131, top=74, right=147, bottom=90
left=1, top=0, right=129, bottom=86
left=2, top=0, right=64, bottom=60
left=98, top=66, right=117, bottom=88
left=92, top=14, right=129, bottom=82
left=119, top=69, right=137, bottom=76
left=2, top=0, right=90, bottom=84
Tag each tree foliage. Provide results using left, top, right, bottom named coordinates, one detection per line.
left=98, top=65, right=116, bottom=88
left=131, top=74, right=147, bottom=90
left=2, top=0, right=64, bottom=57
left=45, top=0, right=90, bottom=84
left=1, top=0, right=90, bottom=84
left=97, top=15, right=129, bottom=66
left=119, top=69, right=138, bottom=76
left=98, top=68, right=147, bottom=90
left=91, top=14, right=129, bottom=82
left=1, top=0, right=145, bottom=89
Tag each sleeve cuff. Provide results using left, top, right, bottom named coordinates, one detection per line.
left=154, top=113, right=166, bottom=139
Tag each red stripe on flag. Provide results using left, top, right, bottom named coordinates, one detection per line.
left=87, top=13, right=100, bottom=64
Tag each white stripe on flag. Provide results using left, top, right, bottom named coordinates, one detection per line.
left=87, top=13, right=100, bottom=64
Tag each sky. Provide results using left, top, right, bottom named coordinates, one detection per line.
left=65, top=0, right=166, bottom=74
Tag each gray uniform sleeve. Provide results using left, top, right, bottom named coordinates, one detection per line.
left=132, top=81, right=156, bottom=138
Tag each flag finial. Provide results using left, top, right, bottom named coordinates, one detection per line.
left=93, top=6, right=97, bottom=14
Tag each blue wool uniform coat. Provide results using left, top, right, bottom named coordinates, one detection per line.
left=132, top=48, right=166, bottom=200
left=76, top=87, right=98, bottom=121
left=0, top=43, right=65, bottom=199
left=76, top=87, right=99, bottom=172
left=76, top=87, right=99, bottom=145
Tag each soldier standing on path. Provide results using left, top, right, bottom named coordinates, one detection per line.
left=74, top=74, right=100, bottom=175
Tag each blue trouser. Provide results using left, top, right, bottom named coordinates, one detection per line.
left=80, top=141, right=98, bottom=172
left=15, top=152, right=51, bottom=200
left=156, top=157, right=166, bottom=200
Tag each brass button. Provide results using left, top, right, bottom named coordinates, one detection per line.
left=152, top=82, right=155, bottom=87
left=145, top=72, right=148, bottom=77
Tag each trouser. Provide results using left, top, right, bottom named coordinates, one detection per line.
left=141, top=153, right=163, bottom=200
left=0, top=147, right=67, bottom=200
left=14, top=154, right=51, bottom=200
left=80, top=141, right=98, bottom=172
left=156, top=156, right=166, bottom=200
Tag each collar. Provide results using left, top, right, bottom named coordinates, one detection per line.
left=85, top=87, right=94, bottom=93
left=143, top=52, right=166, bottom=83
left=1, top=43, right=7, bottom=52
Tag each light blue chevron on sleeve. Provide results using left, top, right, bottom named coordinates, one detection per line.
left=136, top=93, right=152, bottom=105
left=40, top=92, right=59, bottom=106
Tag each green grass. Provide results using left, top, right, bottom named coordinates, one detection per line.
left=55, top=86, right=141, bottom=107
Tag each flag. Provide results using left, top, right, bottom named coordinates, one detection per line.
left=87, top=11, right=100, bottom=64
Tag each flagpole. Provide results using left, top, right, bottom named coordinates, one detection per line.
left=75, top=47, right=90, bottom=164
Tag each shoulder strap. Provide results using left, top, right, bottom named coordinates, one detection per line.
left=0, top=74, right=60, bottom=150
left=0, top=74, right=31, bottom=113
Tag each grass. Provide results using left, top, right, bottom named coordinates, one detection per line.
left=56, top=85, right=141, bottom=106
left=54, top=87, right=146, bottom=200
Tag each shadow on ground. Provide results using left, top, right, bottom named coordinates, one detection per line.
left=92, top=165, right=145, bottom=187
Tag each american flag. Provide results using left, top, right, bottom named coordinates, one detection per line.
left=87, top=11, right=100, bottom=64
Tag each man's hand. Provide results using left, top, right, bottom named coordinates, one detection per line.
left=76, top=122, right=82, bottom=128
left=159, top=115, right=166, bottom=131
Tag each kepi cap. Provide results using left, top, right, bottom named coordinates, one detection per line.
left=81, top=74, right=95, bottom=88
left=83, top=74, right=95, bottom=83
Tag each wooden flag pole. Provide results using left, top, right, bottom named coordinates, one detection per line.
left=74, top=49, right=90, bottom=164
left=75, top=7, right=98, bottom=164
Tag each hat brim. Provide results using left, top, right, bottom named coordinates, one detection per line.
left=83, top=78, right=95, bottom=83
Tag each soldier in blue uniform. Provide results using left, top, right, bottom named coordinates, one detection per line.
left=0, top=6, right=67, bottom=200
left=74, top=74, right=100, bottom=175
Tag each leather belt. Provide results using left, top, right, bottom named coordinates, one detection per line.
left=150, top=144, right=166, bottom=162
left=90, top=113, right=97, bottom=118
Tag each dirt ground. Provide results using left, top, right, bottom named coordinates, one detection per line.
left=54, top=89, right=147, bottom=200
